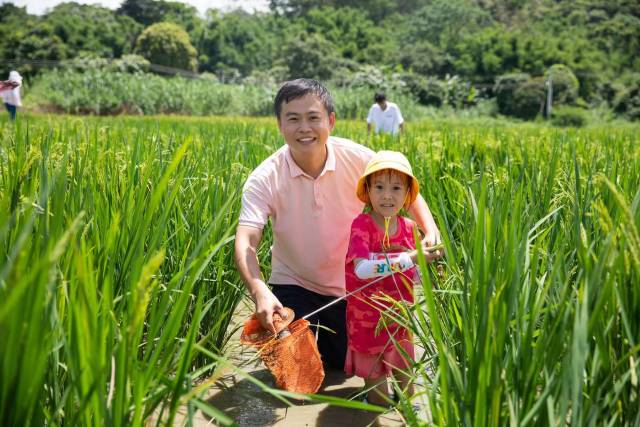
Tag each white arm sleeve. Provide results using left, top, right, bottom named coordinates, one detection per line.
left=354, top=253, right=414, bottom=279
left=366, top=105, right=374, bottom=124
left=396, top=105, right=404, bottom=124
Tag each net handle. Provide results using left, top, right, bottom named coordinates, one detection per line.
left=301, top=266, right=415, bottom=320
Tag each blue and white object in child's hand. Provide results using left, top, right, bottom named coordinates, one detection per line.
left=354, top=253, right=413, bottom=280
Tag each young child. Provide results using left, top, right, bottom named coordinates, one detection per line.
left=344, top=150, right=421, bottom=405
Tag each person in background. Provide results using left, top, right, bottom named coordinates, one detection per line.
left=234, top=78, right=442, bottom=371
left=0, top=71, right=22, bottom=120
left=367, top=92, right=404, bottom=136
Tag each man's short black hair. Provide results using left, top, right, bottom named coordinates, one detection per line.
left=274, top=78, right=334, bottom=119
left=374, top=92, right=386, bottom=103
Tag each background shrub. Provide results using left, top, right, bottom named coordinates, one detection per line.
left=545, top=64, right=579, bottom=106
left=281, top=33, right=344, bottom=81
left=512, top=77, right=546, bottom=119
left=400, top=73, right=446, bottom=107
left=551, top=106, right=587, bottom=127
left=62, top=54, right=150, bottom=74
left=613, top=74, right=640, bottom=121
left=494, top=73, right=530, bottom=117
left=134, top=22, right=197, bottom=72
left=495, top=73, right=546, bottom=119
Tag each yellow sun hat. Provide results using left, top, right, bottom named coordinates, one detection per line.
left=356, top=150, right=420, bottom=208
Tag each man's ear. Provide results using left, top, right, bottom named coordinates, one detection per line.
left=328, top=111, right=336, bottom=131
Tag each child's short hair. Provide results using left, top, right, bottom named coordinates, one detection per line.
left=356, top=151, right=419, bottom=208
left=367, top=169, right=413, bottom=189
left=274, top=78, right=334, bottom=119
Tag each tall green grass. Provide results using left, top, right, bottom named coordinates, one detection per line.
left=0, top=115, right=282, bottom=425
left=1, top=113, right=638, bottom=425
left=391, top=125, right=640, bottom=425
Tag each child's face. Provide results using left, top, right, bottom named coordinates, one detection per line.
left=367, top=170, right=410, bottom=218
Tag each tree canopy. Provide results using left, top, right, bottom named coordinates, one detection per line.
left=1, top=0, right=638, bottom=112
left=135, top=22, right=197, bottom=71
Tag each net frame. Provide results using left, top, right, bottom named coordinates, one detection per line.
left=240, top=310, right=325, bottom=394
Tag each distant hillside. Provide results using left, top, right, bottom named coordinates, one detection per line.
left=2, top=0, right=638, bottom=119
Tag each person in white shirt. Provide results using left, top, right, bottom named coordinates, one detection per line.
left=0, top=71, right=22, bottom=120
left=366, top=92, right=404, bottom=135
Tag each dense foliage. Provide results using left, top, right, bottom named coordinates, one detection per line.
left=0, top=115, right=253, bottom=426
left=396, top=122, right=640, bottom=425
left=134, top=22, right=197, bottom=71
left=1, top=0, right=639, bottom=119
left=27, top=67, right=427, bottom=119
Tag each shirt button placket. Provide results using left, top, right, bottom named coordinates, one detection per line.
left=313, top=180, right=321, bottom=216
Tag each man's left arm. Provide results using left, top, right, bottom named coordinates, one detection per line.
left=366, top=105, right=375, bottom=134
left=408, top=194, right=443, bottom=261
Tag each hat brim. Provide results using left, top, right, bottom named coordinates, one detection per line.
left=356, top=168, right=419, bottom=208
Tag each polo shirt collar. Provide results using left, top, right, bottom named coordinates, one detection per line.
left=285, top=139, right=336, bottom=178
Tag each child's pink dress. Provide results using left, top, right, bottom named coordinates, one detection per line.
left=344, top=213, right=419, bottom=379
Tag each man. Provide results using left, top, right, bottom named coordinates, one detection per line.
left=367, top=92, right=404, bottom=135
left=234, top=79, right=441, bottom=370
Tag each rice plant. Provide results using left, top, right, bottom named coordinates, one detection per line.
left=1, top=113, right=638, bottom=426
left=0, top=115, right=280, bottom=425
left=400, top=125, right=640, bottom=426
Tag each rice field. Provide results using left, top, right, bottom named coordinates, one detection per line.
left=1, top=114, right=638, bottom=426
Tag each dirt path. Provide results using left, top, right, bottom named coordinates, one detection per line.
left=186, top=297, right=425, bottom=426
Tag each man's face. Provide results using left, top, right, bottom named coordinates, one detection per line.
left=278, top=93, right=335, bottom=158
left=377, top=100, right=388, bottom=110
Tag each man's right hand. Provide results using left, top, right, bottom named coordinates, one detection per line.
left=235, top=225, right=291, bottom=333
left=253, top=285, right=290, bottom=334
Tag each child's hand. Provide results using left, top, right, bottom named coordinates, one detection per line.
left=418, top=234, right=444, bottom=262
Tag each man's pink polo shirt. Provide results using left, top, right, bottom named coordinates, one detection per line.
left=239, top=136, right=374, bottom=297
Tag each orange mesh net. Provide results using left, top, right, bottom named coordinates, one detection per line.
left=240, top=309, right=325, bottom=394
